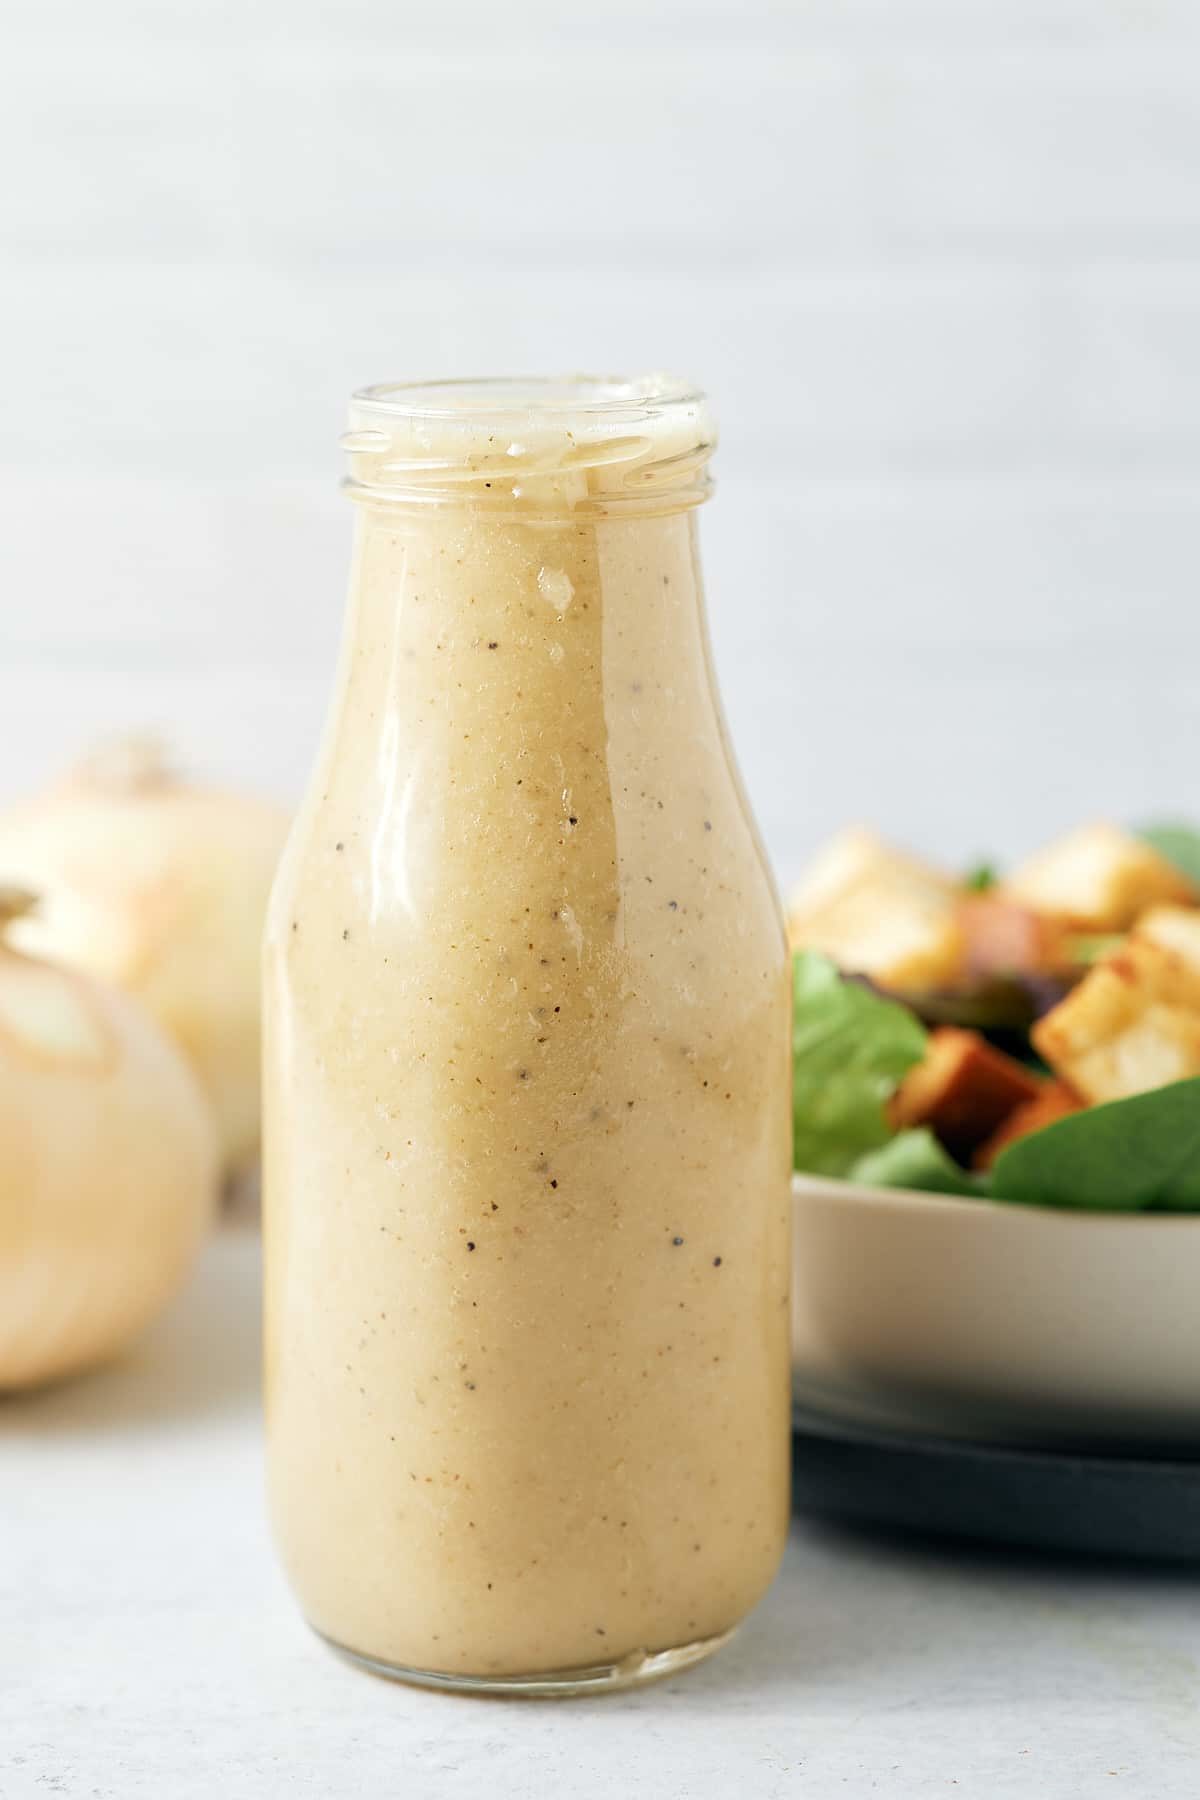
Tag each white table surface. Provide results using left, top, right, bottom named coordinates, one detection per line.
left=4, top=1231, right=1199, bottom=1800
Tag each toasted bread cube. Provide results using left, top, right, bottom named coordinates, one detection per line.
left=887, top=1026, right=1042, bottom=1161
left=1135, top=904, right=1200, bottom=974
left=1051, top=1007, right=1200, bottom=1105
left=1032, top=938, right=1200, bottom=1104
left=1002, top=823, right=1195, bottom=932
left=786, top=826, right=885, bottom=918
left=788, top=829, right=963, bottom=990
left=974, top=1080, right=1082, bottom=1170
left=788, top=877, right=965, bottom=991
left=789, top=827, right=955, bottom=921
left=958, top=894, right=1069, bottom=980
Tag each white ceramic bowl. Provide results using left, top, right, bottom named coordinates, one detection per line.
left=792, top=1173, right=1200, bottom=1450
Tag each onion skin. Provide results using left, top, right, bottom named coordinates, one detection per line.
left=0, top=753, right=289, bottom=1175
left=0, top=941, right=218, bottom=1391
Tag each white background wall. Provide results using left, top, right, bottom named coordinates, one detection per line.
left=4, top=0, right=1200, bottom=888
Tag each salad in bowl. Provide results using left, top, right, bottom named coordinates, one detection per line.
left=786, top=821, right=1200, bottom=1445
left=789, top=820, right=1200, bottom=1211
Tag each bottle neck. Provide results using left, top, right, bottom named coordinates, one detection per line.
left=344, top=500, right=707, bottom=656
left=319, top=498, right=727, bottom=936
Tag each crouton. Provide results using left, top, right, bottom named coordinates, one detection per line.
left=887, top=1026, right=1042, bottom=1161
left=1032, top=937, right=1200, bottom=1104
left=789, top=828, right=955, bottom=919
left=789, top=878, right=965, bottom=991
left=1135, top=904, right=1200, bottom=974
left=1002, top=823, right=1195, bottom=932
left=974, top=1080, right=1082, bottom=1170
left=788, top=829, right=963, bottom=990
left=958, top=894, right=1069, bottom=981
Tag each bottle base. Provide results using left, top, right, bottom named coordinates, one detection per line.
left=316, top=1623, right=737, bottom=1697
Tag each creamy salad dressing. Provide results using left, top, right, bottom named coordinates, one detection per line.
left=264, top=378, right=792, bottom=1689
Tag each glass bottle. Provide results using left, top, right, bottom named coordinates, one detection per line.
left=263, top=376, right=792, bottom=1695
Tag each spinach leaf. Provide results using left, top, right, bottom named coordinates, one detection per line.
left=990, top=1077, right=1200, bottom=1211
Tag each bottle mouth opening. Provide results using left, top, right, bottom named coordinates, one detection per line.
left=352, top=372, right=707, bottom=421
left=342, top=373, right=715, bottom=516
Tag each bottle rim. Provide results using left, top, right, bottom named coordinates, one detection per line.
left=350, top=372, right=707, bottom=421
left=341, top=373, right=715, bottom=516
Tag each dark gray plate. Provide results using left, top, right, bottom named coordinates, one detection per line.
left=792, top=1405, right=1200, bottom=1562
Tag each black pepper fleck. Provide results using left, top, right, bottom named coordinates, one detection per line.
left=466, top=1241, right=476, bottom=1251
left=667, top=899, right=678, bottom=911
left=487, top=641, right=498, bottom=649
left=713, top=1256, right=722, bottom=1267
left=703, top=819, right=712, bottom=831
left=672, top=1236, right=684, bottom=1247
left=342, top=928, right=349, bottom=940
left=550, top=1179, right=558, bottom=1189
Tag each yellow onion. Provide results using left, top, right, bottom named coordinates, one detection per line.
left=0, top=890, right=218, bottom=1389
left=0, top=740, right=290, bottom=1174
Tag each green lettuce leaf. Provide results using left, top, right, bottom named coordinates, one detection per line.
left=849, top=1123, right=978, bottom=1195
left=792, top=952, right=927, bottom=1176
left=990, top=1076, right=1200, bottom=1211
left=850, top=1128, right=983, bottom=1197
left=1138, top=822, right=1200, bottom=886
left=963, top=858, right=999, bottom=893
